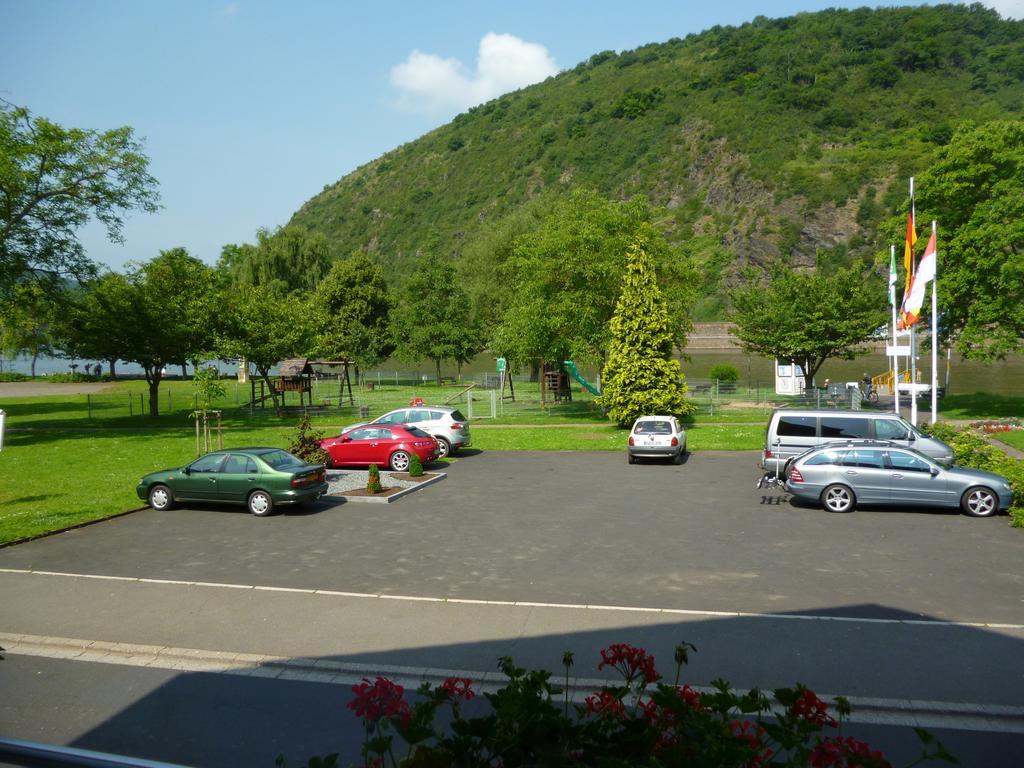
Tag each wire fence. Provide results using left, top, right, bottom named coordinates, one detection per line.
left=12, top=373, right=897, bottom=426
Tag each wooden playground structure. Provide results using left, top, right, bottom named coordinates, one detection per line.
left=248, top=358, right=356, bottom=412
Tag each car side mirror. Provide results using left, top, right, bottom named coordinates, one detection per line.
left=341, top=436, right=352, bottom=443
left=930, top=467, right=939, bottom=477
left=908, top=432, right=916, bottom=441
left=183, top=467, right=192, bottom=475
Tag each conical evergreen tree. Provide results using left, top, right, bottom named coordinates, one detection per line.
left=599, top=238, right=695, bottom=427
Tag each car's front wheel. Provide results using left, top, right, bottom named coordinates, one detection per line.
left=248, top=490, right=274, bottom=517
left=148, top=484, right=173, bottom=511
left=821, top=484, right=855, bottom=513
left=434, top=437, right=451, bottom=459
left=961, top=486, right=998, bottom=517
left=390, top=451, right=411, bottom=472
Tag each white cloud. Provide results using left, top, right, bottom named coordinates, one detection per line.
left=973, top=1, right=1024, bottom=18
left=390, top=33, right=558, bottom=114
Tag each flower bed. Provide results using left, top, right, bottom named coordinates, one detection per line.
left=317, top=643, right=956, bottom=768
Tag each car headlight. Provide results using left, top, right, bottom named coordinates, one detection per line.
left=1004, top=481, right=1012, bottom=490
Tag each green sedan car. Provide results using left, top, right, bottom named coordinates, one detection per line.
left=136, top=447, right=329, bottom=517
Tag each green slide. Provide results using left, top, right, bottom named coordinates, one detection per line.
left=563, top=360, right=600, bottom=395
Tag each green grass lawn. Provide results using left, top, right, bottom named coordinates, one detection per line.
left=936, top=393, right=1024, bottom=420
left=992, top=430, right=1024, bottom=452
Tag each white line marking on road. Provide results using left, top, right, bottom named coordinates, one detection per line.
left=1, top=631, right=1022, bottom=734
left=2, top=567, right=1023, bottom=631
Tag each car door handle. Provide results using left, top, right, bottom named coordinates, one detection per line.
left=891, top=473, right=904, bottom=479
left=845, top=470, right=858, bottom=475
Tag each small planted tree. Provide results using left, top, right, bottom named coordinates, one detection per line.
left=367, top=464, right=383, bottom=494
left=191, top=364, right=227, bottom=455
left=598, top=238, right=695, bottom=427
left=407, top=451, right=424, bottom=477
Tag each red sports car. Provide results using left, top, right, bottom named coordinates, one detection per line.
left=320, top=424, right=439, bottom=471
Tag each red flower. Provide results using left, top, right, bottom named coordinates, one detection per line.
left=729, top=720, right=775, bottom=767
left=810, top=736, right=892, bottom=768
left=788, top=688, right=838, bottom=728
left=441, top=676, right=475, bottom=701
left=597, top=643, right=661, bottom=683
left=348, top=677, right=410, bottom=725
left=584, top=690, right=626, bottom=719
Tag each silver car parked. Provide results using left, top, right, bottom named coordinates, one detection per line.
left=783, top=440, right=1012, bottom=517
left=368, top=405, right=471, bottom=459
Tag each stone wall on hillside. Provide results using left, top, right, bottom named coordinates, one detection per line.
left=686, top=323, right=740, bottom=349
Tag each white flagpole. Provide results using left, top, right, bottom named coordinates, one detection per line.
left=891, top=244, right=900, bottom=415
left=930, top=220, right=938, bottom=424
left=910, top=327, right=918, bottom=425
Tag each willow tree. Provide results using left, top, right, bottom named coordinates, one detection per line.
left=598, top=238, right=694, bottom=427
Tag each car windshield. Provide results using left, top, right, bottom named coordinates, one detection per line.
left=259, top=449, right=304, bottom=469
left=634, top=421, right=672, bottom=435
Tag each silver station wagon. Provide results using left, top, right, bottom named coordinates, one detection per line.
left=782, top=440, right=1012, bottom=517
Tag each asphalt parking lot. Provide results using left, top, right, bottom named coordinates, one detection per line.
left=2, top=450, right=1021, bottom=625
left=2, top=450, right=1023, bottom=766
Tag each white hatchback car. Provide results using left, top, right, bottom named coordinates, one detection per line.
left=627, top=415, right=687, bottom=464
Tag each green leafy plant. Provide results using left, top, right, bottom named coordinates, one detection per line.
left=333, top=642, right=955, bottom=768
left=922, top=421, right=1024, bottom=526
left=709, top=364, right=739, bottom=382
left=288, top=415, right=328, bottom=465
left=407, top=451, right=424, bottom=477
left=367, top=464, right=383, bottom=494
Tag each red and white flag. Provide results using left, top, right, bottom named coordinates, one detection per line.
left=900, top=231, right=937, bottom=327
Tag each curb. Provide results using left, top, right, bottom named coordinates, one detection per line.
left=2, top=632, right=1022, bottom=734
left=327, top=472, right=446, bottom=504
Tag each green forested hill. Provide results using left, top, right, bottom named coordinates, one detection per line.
left=289, top=4, right=1024, bottom=318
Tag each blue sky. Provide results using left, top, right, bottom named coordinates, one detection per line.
left=2, top=0, right=1019, bottom=273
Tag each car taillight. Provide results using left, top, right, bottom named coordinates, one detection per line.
left=789, top=467, right=804, bottom=483
left=765, top=449, right=773, bottom=458
left=291, top=477, right=304, bottom=488
left=628, top=436, right=635, bottom=446
left=451, top=422, right=464, bottom=430
left=671, top=436, right=678, bottom=446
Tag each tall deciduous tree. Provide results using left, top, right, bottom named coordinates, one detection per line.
left=0, top=280, right=57, bottom=377
left=599, top=239, right=695, bottom=427
left=116, top=249, right=219, bottom=416
left=0, top=101, right=159, bottom=295
left=51, top=272, right=134, bottom=378
left=392, top=252, right=480, bottom=383
left=729, top=264, right=887, bottom=392
left=913, top=120, right=1024, bottom=359
left=218, top=284, right=314, bottom=416
left=492, top=189, right=696, bottom=371
left=221, top=225, right=332, bottom=295
left=311, top=251, right=394, bottom=368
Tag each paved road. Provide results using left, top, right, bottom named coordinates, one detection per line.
left=2, top=451, right=1022, bottom=766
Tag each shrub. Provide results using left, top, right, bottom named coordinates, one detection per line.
left=332, top=642, right=954, bottom=768
left=367, top=464, right=383, bottom=494
left=921, top=422, right=1024, bottom=526
left=709, top=364, right=739, bottom=382
left=288, top=416, right=328, bottom=465
left=0, top=372, right=28, bottom=382
left=407, top=451, right=424, bottom=477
